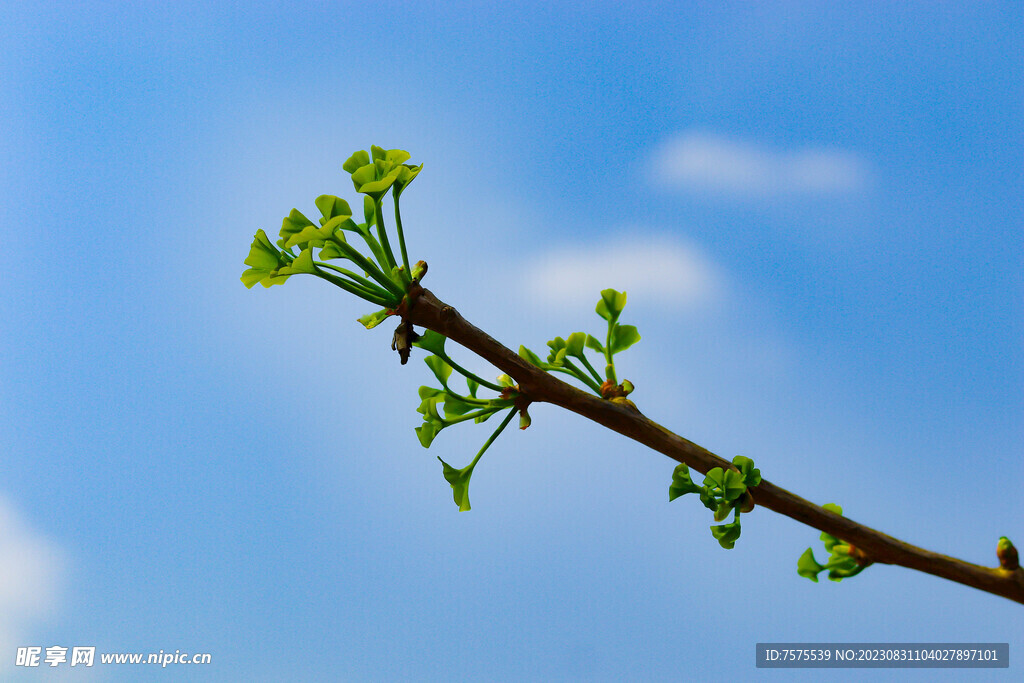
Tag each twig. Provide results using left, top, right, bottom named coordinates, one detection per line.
left=405, top=287, right=1024, bottom=605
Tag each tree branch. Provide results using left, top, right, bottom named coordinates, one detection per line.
left=405, top=287, right=1024, bottom=605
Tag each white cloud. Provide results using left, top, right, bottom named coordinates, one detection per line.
left=522, top=234, right=723, bottom=311
left=650, top=131, right=870, bottom=197
left=0, top=494, right=64, bottom=667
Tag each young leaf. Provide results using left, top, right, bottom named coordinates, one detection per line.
left=392, top=163, right=423, bottom=197
left=357, top=309, right=391, bottom=329
left=413, top=330, right=447, bottom=356
left=797, top=548, right=825, bottom=582
left=343, top=149, right=370, bottom=174
left=415, top=422, right=442, bottom=448
left=704, top=468, right=747, bottom=502
left=595, top=289, right=627, bottom=323
left=608, top=324, right=641, bottom=355
left=466, top=377, right=479, bottom=398
left=565, top=332, right=586, bottom=357
left=241, top=230, right=292, bottom=288
left=518, top=345, right=546, bottom=368
left=279, top=209, right=315, bottom=244
left=442, top=395, right=475, bottom=418
left=363, top=195, right=376, bottom=227
left=284, top=224, right=333, bottom=250
left=710, top=520, right=742, bottom=549
left=424, top=355, right=453, bottom=389
left=584, top=334, right=605, bottom=354
left=732, top=456, right=761, bottom=487
left=418, top=386, right=445, bottom=400
left=669, top=463, right=703, bottom=501
left=315, top=195, right=353, bottom=224
left=438, top=456, right=475, bottom=511
left=319, top=241, right=346, bottom=260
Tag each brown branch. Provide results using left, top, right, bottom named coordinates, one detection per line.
left=405, top=287, right=1024, bottom=605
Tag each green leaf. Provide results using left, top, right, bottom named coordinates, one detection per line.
left=343, top=150, right=370, bottom=173
left=710, top=519, right=742, bottom=549
left=821, top=532, right=844, bottom=554
left=713, top=501, right=734, bottom=522
left=283, top=224, right=333, bottom=250
left=565, top=332, right=586, bottom=357
left=363, top=195, right=376, bottom=227
left=732, top=456, right=761, bottom=487
left=443, top=395, right=475, bottom=418
left=822, top=503, right=843, bottom=516
left=608, top=324, right=641, bottom=355
left=357, top=308, right=391, bottom=329
left=319, top=241, right=346, bottom=260
left=418, top=386, right=445, bottom=400
left=584, top=334, right=605, bottom=354
left=241, top=230, right=294, bottom=289
left=282, top=247, right=316, bottom=275
left=518, top=345, right=546, bottom=368
left=695, top=484, right=716, bottom=511
left=438, top=456, right=475, bottom=511
left=496, top=374, right=515, bottom=388
left=314, top=195, right=353, bottom=224
left=418, top=399, right=445, bottom=418
left=595, top=289, right=627, bottom=323
left=545, top=337, right=567, bottom=366
left=797, top=548, right=825, bottom=582
left=243, top=230, right=283, bottom=271
left=827, top=559, right=868, bottom=581
left=351, top=161, right=401, bottom=199
left=415, top=422, right=441, bottom=448
left=466, top=377, right=479, bottom=398
left=413, top=330, right=447, bottom=356
left=279, top=208, right=315, bottom=244
left=424, top=355, right=453, bottom=388
left=704, top=467, right=747, bottom=502
left=393, top=163, right=423, bottom=196
left=385, top=148, right=411, bottom=165
left=669, top=463, right=704, bottom=501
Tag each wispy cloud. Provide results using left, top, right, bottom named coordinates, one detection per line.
left=0, top=495, right=63, bottom=668
left=650, top=131, right=871, bottom=197
left=522, top=234, right=723, bottom=311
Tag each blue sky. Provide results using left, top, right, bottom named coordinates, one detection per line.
left=2, top=1, right=1022, bottom=680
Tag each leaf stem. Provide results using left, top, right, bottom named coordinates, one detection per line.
left=314, top=261, right=394, bottom=299
left=557, top=359, right=603, bottom=394
left=374, top=198, right=400, bottom=274
left=574, top=352, right=604, bottom=386
left=393, top=193, right=411, bottom=274
left=604, top=320, right=617, bottom=384
left=467, top=408, right=518, bottom=469
left=314, top=268, right=394, bottom=307
left=328, top=237, right=406, bottom=300
left=433, top=352, right=505, bottom=393
left=443, top=406, right=506, bottom=427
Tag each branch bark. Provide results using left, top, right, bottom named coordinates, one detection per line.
left=405, top=287, right=1024, bottom=605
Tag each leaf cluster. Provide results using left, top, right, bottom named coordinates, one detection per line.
left=519, top=288, right=640, bottom=398
left=796, top=504, right=872, bottom=582
left=241, top=145, right=423, bottom=328
left=669, top=456, right=761, bottom=549
left=411, top=331, right=522, bottom=511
